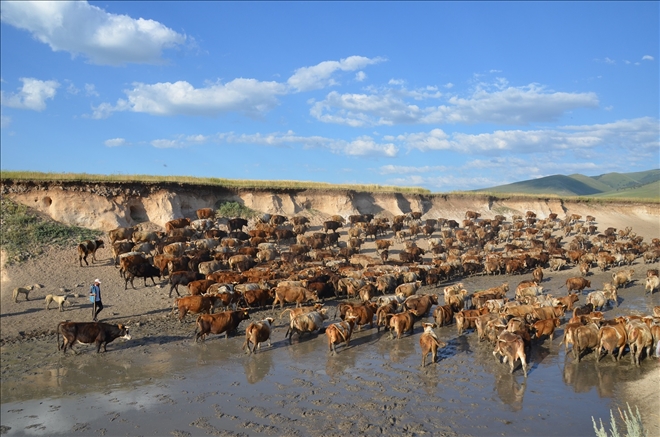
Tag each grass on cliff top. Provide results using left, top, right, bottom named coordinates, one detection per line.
left=0, top=198, right=102, bottom=265
left=0, top=171, right=431, bottom=194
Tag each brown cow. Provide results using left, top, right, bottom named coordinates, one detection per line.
left=242, top=318, right=274, bottom=354
left=433, top=304, right=454, bottom=327
left=387, top=310, right=419, bottom=339
left=279, top=303, right=325, bottom=322
left=169, top=271, right=205, bottom=297
left=626, top=320, right=653, bottom=366
left=564, top=277, right=591, bottom=293
left=531, top=318, right=561, bottom=341
left=375, top=300, right=399, bottom=332
left=78, top=239, right=105, bottom=266
left=573, top=323, right=600, bottom=361
left=272, top=286, right=319, bottom=309
left=326, top=316, right=357, bottom=355
left=187, top=279, right=216, bottom=296
left=286, top=309, right=329, bottom=343
left=194, top=308, right=250, bottom=342
left=196, top=208, right=215, bottom=220
left=108, top=227, right=135, bottom=245
left=243, top=287, right=273, bottom=309
left=597, top=320, right=627, bottom=362
left=420, top=323, right=447, bottom=367
left=165, top=218, right=191, bottom=232
left=556, top=293, right=579, bottom=311
left=493, top=331, right=528, bottom=376
left=403, top=294, right=438, bottom=317
left=172, top=294, right=223, bottom=322
left=345, top=303, right=377, bottom=331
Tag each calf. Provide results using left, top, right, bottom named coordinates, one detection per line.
left=645, top=275, right=660, bottom=294
left=194, top=308, right=250, bottom=342
left=420, top=323, right=446, bottom=367
left=242, top=318, right=275, bottom=354
left=403, top=294, right=438, bottom=317
left=78, top=239, right=105, bottom=266
left=57, top=322, right=131, bottom=353
left=326, top=316, right=357, bottom=355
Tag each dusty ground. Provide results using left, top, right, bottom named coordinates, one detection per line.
left=1, top=210, right=659, bottom=436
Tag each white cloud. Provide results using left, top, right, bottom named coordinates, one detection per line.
left=0, top=1, right=186, bottom=66
left=85, top=83, right=99, bottom=97
left=0, top=77, right=59, bottom=111
left=311, top=81, right=599, bottom=126
left=143, top=130, right=399, bottom=158
left=287, top=55, right=385, bottom=92
left=395, top=117, right=658, bottom=154
left=104, top=138, right=126, bottom=147
left=642, top=55, right=654, bottom=61
left=0, top=113, right=10, bottom=128
left=604, top=57, right=616, bottom=64
left=444, top=83, right=454, bottom=89
left=355, top=71, right=367, bottom=82
left=99, top=78, right=288, bottom=117
left=66, top=82, right=79, bottom=95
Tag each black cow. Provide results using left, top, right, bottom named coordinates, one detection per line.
left=125, top=263, right=161, bottom=290
left=227, top=218, right=248, bottom=232
left=78, top=239, right=105, bottom=266
left=324, top=220, right=342, bottom=233
left=57, top=321, right=131, bottom=353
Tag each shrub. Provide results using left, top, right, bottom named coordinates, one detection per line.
left=216, top=201, right=258, bottom=219
left=592, top=403, right=646, bottom=437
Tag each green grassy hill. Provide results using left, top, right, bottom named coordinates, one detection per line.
left=478, top=169, right=660, bottom=199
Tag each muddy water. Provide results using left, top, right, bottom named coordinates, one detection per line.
left=2, top=271, right=659, bottom=436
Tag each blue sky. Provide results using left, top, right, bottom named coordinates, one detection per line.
left=1, top=1, right=658, bottom=192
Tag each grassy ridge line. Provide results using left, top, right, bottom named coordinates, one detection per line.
left=0, top=171, right=431, bottom=194
left=1, top=171, right=657, bottom=203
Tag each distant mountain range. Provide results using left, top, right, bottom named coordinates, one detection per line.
left=474, top=169, right=660, bottom=199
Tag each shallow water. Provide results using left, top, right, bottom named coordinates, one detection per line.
left=2, top=318, right=658, bottom=437
left=2, top=269, right=659, bottom=436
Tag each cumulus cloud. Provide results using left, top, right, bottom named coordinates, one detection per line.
left=642, top=55, right=654, bottom=61
left=394, top=117, right=658, bottom=155
left=104, top=138, right=126, bottom=147
left=98, top=78, right=288, bottom=117
left=311, top=81, right=599, bottom=126
left=287, top=55, right=385, bottom=92
left=0, top=1, right=186, bottom=65
left=355, top=71, right=367, bottom=82
left=1, top=77, right=59, bottom=111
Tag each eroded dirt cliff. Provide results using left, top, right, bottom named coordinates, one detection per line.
left=1, top=179, right=658, bottom=232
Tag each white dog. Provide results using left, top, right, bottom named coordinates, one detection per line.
left=13, top=286, right=33, bottom=302
left=45, top=294, right=71, bottom=312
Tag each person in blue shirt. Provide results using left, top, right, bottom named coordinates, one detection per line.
left=89, top=279, right=103, bottom=321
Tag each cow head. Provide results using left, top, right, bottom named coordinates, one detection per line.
left=240, top=308, right=250, bottom=320
left=117, top=324, right=132, bottom=340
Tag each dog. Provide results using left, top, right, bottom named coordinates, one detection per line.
left=13, top=286, right=33, bottom=302
left=45, top=294, right=71, bottom=312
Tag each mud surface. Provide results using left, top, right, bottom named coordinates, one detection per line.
left=2, top=267, right=659, bottom=436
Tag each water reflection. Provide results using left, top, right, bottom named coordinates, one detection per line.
left=562, top=359, right=631, bottom=397
left=494, top=373, right=527, bottom=412
left=242, top=351, right=274, bottom=384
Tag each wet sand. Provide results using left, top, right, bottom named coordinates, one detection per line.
left=2, top=266, right=659, bottom=437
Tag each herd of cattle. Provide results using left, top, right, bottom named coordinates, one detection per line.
left=60, top=208, right=660, bottom=373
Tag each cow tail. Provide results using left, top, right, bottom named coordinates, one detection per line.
left=194, top=315, right=202, bottom=334
left=279, top=308, right=292, bottom=320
